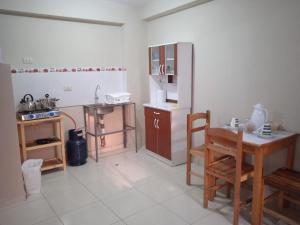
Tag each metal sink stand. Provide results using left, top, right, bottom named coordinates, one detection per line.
left=83, top=102, right=137, bottom=162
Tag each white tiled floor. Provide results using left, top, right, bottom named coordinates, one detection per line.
left=1, top=150, right=261, bottom=225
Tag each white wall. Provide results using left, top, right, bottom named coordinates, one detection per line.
left=146, top=0, right=300, bottom=170
left=0, top=14, right=122, bottom=68
left=0, top=0, right=148, bottom=148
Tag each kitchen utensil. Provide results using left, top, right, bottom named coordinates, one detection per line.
left=36, top=94, right=59, bottom=110
left=230, top=117, right=239, bottom=128
left=19, top=94, right=36, bottom=112
left=257, top=123, right=272, bottom=136
left=36, top=137, right=59, bottom=145
left=250, top=103, right=268, bottom=131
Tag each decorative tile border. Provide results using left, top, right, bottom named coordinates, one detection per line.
left=11, top=66, right=127, bottom=74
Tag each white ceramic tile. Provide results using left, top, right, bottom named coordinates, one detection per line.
left=111, top=221, right=126, bottom=225
left=218, top=205, right=251, bottom=225
left=114, top=163, right=155, bottom=185
left=124, top=205, right=189, bottom=225
left=187, top=187, right=231, bottom=210
left=103, top=189, right=156, bottom=219
left=44, top=185, right=97, bottom=215
left=60, top=202, right=119, bottom=225
left=84, top=174, right=133, bottom=200
left=135, top=176, right=186, bottom=202
left=0, top=198, right=55, bottom=225
left=162, top=193, right=211, bottom=224
left=69, top=162, right=119, bottom=184
left=193, top=212, right=232, bottom=225
left=26, top=193, right=44, bottom=202
left=34, top=217, right=63, bottom=225
left=41, top=174, right=82, bottom=196
left=42, top=170, right=71, bottom=183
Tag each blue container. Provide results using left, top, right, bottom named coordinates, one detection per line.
left=67, top=129, right=87, bottom=166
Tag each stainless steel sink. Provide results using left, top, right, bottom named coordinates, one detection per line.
left=86, top=104, right=114, bottom=115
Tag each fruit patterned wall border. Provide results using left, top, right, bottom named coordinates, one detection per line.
left=11, top=66, right=127, bottom=74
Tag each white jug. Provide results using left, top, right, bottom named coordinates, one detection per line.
left=250, top=103, right=268, bottom=131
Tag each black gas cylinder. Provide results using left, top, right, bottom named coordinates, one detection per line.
left=67, top=129, right=87, bottom=166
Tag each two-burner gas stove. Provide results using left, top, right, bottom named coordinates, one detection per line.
left=18, top=109, right=60, bottom=121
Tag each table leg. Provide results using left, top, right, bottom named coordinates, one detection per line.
left=122, top=105, right=127, bottom=148
left=134, top=103, right=138, bottom=153
left=252, top=149, right=264, bottom=225
left=287, top=142, right=296, bottom=169
left=94, top=109, right=99, bottom=162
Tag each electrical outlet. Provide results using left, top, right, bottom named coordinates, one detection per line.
left=22, top=57, right=33, bottom=64
left=64, top=86, right=72, bottom=92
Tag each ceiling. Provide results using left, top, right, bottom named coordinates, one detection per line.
left=107, top=0, right=153, bottom=7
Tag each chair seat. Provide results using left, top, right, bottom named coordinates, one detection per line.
left=189, top=145, right=205, bottom=157
left=264, top=168, right=300, bottom=195
left=206, top=157, right=254, bottom=184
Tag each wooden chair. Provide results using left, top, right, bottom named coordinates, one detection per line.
left=203, top=128, right=254, bottom=225
left=263, top=168, right=300, bottom=225
left=186, top=110, right=210, bottom=185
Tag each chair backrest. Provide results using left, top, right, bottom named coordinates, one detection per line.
left=187, top=110, right=210, bottom=150
left=205, top=128, right=243, bottom=174
left=205, top=128, right=243, bottom=157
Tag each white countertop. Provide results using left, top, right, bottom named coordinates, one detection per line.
left=243, top=130, right=296, bottom=146
left=143, top=102, right=180, bottom=111
left=223, top=126, right=296, bottom=146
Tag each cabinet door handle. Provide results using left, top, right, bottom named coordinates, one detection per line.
left=153, top=118, right=157, bottom=128
left=156, top=119, right=160, bottom=129
left=154, top=112, right=160, bottom=115
left=161, top=64, right=165, bottom=75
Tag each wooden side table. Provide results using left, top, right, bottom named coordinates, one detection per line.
left=17, top=116, right=66, bottom=171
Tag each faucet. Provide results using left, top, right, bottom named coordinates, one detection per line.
left=95, top=84, right=101, bottom=104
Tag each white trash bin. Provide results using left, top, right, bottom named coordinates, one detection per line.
left=22, top=159, right=43, bottom=196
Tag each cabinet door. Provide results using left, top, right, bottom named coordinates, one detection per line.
left=149, top=47, right=160, bottom=75
left=156, top=110, right=171, bottom=160
left=159, top=46, right=165, bottom=75
left=164, top=44, right=177, bottom=75
left=144, top=107, right=157, bottom=153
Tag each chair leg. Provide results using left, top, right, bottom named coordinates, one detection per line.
left=226, top=183, right=231, bottom=199
left=233, top=182, right=241, bottom=225
left=278, top=191, right=284, bottom=211
left=186, top=153, right=191, bottom=185
left=203, top=169, right=209, bottom=208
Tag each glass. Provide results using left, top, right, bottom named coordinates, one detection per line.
left=165, top=45, right=175, bottom=75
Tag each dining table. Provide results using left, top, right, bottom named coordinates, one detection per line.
left=238, top=130, right=298, bottom=225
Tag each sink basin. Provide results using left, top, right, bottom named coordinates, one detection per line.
left=86, top=104, right=114, bottom=115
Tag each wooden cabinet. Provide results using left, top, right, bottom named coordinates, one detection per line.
left=144, top=107, right=171, bottom=160
left=149, top=44, right=177, bottom=76
left=145, top=42, right=192, bottom=165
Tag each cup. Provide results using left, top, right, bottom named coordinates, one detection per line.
left=230, top=118, right=239, bottom=128
left=258, top=123, right=272, bottom=136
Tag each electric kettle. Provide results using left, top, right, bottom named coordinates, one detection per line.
left=250, top=103, right=268, bottom=131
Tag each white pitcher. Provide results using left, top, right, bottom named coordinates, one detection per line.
left=250, top=103, right=268, bottom=131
